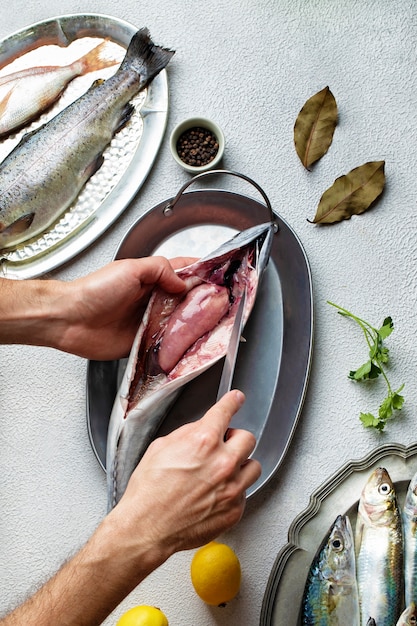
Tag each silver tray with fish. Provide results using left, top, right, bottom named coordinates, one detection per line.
left=260, top=441, right=417, bottom=625
left=86, top=170, right=313, bottom=500
left=0, top=13, right=170, bottom=279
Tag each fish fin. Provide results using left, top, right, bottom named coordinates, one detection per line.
left=83, top=153, right=105, bottom=179
left=354, top=516, right=365, bottom=558
left=0, top=213, right=35, bottom=235
left=0, top=85, right=14, bottom=119
left=114, top=103, right=135, bottom=134
left=121, top=28, right=175, bottom=89
left=75, top=40, right=120, bottom=75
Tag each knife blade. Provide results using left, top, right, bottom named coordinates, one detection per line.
left=216, top=287, right=247, bottom=401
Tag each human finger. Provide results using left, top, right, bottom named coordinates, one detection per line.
left=200, top=390, right=246, bottom=437
left=224, top=427, right=257, bottom=462
left=130, top=256, right=186, bottom=292
left=238, top=457, right=262, bottom=490
left=169, top=256, right=198, bottom=270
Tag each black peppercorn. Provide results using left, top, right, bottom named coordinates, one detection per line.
left=176, top=126, right=219, bottom=167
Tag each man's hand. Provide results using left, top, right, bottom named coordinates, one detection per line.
left=0, top=391, right=261, bottom=626
left=112, top=390, right=261, bottom=562
left=0, top=256, right=192, bottom=359
left=57, top=256, right=189, bottom=359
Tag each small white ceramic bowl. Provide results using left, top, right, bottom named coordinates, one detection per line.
left=169, top=117, right=225, bottom=173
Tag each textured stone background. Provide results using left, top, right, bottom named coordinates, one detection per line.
left=0, top=2, right=416, bottom=625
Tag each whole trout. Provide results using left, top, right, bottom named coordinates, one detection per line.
left=106, top=222, right=274, bottom=509
left=0, top=29, right=174, bottom=250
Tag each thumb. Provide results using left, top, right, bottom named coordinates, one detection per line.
left=200, top=390, right=246, bottom=437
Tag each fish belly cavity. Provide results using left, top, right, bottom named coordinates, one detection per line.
left=158, top=283, right=229, bottom=374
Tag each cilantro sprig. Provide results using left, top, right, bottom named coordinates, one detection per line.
left=327, top=301, right=404, bottom=431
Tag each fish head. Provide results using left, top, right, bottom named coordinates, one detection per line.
left=397, top=603, right=417, bottom=625
left=358, top=467, right=398, bottom=526
left=316, top=515, right=356, bottom=587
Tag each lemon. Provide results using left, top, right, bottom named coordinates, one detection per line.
left=190, top=541, right=241, bottom=606
left=116, top=605, right=168, bottom=626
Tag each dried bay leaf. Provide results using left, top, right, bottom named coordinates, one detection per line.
left=310, top=161, right=386, bottom=224
left=294, top=86, right=338, bottom=169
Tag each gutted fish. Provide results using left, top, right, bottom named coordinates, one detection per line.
left=396, top=603, right=417, bottom=626
left=301, top=514, right=359, bottom=625
left=0, top=40, right=119, bottom=136
left=403, top=471, right=417, bottom=607
left=0, top=28, right=174, bottom=250
left=355, top=467, right=403, bottom=626
left=106, top=222, right=274, bottom=509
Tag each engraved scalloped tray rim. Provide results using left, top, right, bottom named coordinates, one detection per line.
left=260, top=441, right=417, bottom=626
left=0, top=14, right=170, bottom=279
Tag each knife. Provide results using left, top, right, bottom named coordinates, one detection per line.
left=216, top=287, right=247, bottom=401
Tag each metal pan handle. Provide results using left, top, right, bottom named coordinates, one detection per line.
left=164, top=169, right=277, bottom=228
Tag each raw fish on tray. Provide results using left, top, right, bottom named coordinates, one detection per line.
left=0, top=28, right=174, bottom=250
left=355, top=467, right=403, bottom=626
left=106, top=222, right=274, bottom=510
left=403, top=470, right=417, bottom=608
left=301, top=514, right=359, bottom=625
left=0, top=40, right=119, bottom=137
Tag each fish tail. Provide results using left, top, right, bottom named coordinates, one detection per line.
left=121, top=28, right=175, bottom=88
left=75, top=40, right=120, bottom=74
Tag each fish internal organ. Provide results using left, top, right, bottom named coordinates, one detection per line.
left=127, top=250, right=253, bottom=410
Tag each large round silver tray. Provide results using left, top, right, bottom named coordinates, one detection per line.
left=86, top=171, right=313, bottom=499
left=0, top=14, right=170, bottom=279
left=260, top=442, right=417, bottom=625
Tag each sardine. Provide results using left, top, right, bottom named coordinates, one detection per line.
left=106, top=222, right=274, bottom=509
left=355, top=467, right=404, bottom=626
left=396, top=603, right=417, bottom=626
left=404, top=470, right=417, bottom=607
left=0, top=40, right=119, bottom=136
left=301, top=514, right=359, bottom=625
left=0, top=28, right=174, bottom=250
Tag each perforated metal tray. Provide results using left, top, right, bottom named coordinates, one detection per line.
left=0, top=13, right=170, bottom=278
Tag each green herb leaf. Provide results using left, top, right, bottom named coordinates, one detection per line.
left=379, top=395, right=395, bottom=421
left=310, top=161, right=386, bottom=224
left=294, top=86, right=338, bottom=169
left=349, top=361, right=381, bottom=380
left=378, top=317, right=393, bottom=340
left=360, top=412, right=380, bottom=429
left=392, top=387, right=405, bottom=409
left=328, top=301, right=404, bottom=430
left=349, top=360, right=371, bottom=380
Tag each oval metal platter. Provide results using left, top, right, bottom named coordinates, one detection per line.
left=0, top=14, right=170, bottom=279
left=86, top=179, right=313, bottom=499
left=260, top=442, right=417, bottom=625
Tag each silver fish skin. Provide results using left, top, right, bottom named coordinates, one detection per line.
left=355, top=467, right=404, bottom=626
left=396, top=602, right=417, bottom=626
left=302, top=514, right=359, bottom=625
left=367, top=620, right=377, bottom=626
left=0, top=28, right=174, bottom=250
left=0, top=40, right=119, bottom=136
left=106, top=222, right=274, bottom=510
left=403, top=470, right=417, bottom=607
